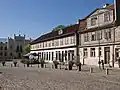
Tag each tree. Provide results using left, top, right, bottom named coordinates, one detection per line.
left=67, top=24, right=73, bottom=27
left=52, top=25, right=65, bottom=31
left=23, top=44, right=31, bottom=54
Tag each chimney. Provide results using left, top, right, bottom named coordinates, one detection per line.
left=76, top=19, right=80, bottom=24
left=103, top=3, right=110, bottom=8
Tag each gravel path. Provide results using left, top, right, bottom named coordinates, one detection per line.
left=0, top=66, right=120, bottom=90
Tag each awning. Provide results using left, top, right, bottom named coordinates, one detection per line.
left=23, top=53, right=32, bottom=57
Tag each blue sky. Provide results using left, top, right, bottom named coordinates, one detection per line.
left=0, top=0, right=113, bottom=39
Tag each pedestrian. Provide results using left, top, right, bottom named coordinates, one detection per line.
left=101, top=60, right=104, bottom=70
left=98, top=60, right=101, bottom=69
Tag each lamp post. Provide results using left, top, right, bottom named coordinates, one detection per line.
left=112, top=26, right=116, bottom=67
left=97, top=12, right=101, bottom=69
left=98, top=35, right=101, bottom=69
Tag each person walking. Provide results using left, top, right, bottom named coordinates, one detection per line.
left=101, top=60, right=104, bottom=70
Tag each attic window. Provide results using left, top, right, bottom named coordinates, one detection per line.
left=104, top=11, right=110, bottom=22
left=58, top=29, right=63, bottom=35
left=91, top=16, right=97, bottom=26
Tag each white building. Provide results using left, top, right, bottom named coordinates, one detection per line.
left=30, top=1, right=120, bottom=67
left=30, top=24, right=79, bottom=63
left=79, top=3, right=120, bottom=67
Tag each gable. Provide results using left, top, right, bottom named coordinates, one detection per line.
left=85, top=8, right=113, bottom=19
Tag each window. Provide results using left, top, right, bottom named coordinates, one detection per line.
left=83, top=48, right=88, bottom=57
left=52, top=52, right=54, bottom=61
left=48, top=42, right=51, bottom=47
left=91, top=16, right=97, bottom=26
left=84, top=33, right=89, bottom=42
left=104, top=11, right=110, bottom=22
left=41, top=52, right=43, bottom=59
left=39, top=52, right=41, bottom=59
left=0, top=52, right=2, bottom=56
left=97, top=30, right=102, bottom=40
left=49, top=52, right=51, bottom=60
left=72, top=37, right=75, bottom=44
left=104, top=29, right=111, bottom=40
left=98, top=47, right=102, bottom=56
left=65, top=51, right=67, bottom=61
left=71, top=50, right=74, bottom=60
left=37, top=44, right=39, bottom=48
left=55, top=40, right=59, bottom=46
left=43, top=52, right=46, bottom=60
left=10, top=53, right=12, bottom=56
left=46, top=52, right=48, bottom=60
left=45, top=42, right=47, bottom=47
left=58, top=51, right=61, bottom=61
left=70, top=36, right=75, bottom=44
left=4, top=52, right=7, bottom=56
left=52, top=41, right=54, bottom=46
left=65, top=37, right=69, bottom=44
left=115, top=49, right=119, bottom=61
left=0, top=46, right=3, bottom=50
left=56, top=51, right=58, bottom=60
left=90, top=48, right=95, bottom=57
left=91, top=32, right=96, bottom=41
left=39, top=43, right=41, bottom=48
left=60, top=39, right=63, bottom=45
left=4, top=46, right=7, bottom=50
left=10, top=46, right=12, bottom=49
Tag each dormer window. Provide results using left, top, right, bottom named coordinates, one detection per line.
left=58, top=29, right=63, bottom=35
left=91, top=16, right=97, bottom=26
left=104, top=11, right=110, bottom=22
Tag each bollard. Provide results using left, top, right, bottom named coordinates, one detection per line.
left=90, top=67, right=93, bottom=73
left=106, top=68, right=109, bottom=75
left=59, top=64, right=61, bottom=70
left=78, top=63, right=81, bottom=71
left=38, top=64, right=39, bottom=68
left=52, top=65, right=54, bottom=69
left=11, top=64, right=12, bottom=67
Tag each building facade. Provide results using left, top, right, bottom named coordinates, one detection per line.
left=30, top=2, right=120, bottom=67
left=30, top=24, right=79, bottom=63
left=0, top=34, right=31, bottom=60
left=79, top=4, right=120, bottom=67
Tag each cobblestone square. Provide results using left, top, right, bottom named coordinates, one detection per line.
left=0, top=63, right=120, bottom=90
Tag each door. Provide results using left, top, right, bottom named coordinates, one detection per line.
left=104, top=47, right=110, bottom=64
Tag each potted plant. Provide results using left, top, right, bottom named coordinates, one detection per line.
left=68, top=60, right=74, bottom=70
left=53, top=60, right=59, bottom=69
left=2, top=61, right=5, bottom=66
left=13, top=61, right=17, bottom=67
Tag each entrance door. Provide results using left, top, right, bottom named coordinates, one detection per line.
left=104, top=47, right=110, bottom=64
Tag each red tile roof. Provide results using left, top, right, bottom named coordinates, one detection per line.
left=106, top=4, right=114, bottom=9
left=30, top=24, right=79, bottom=45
